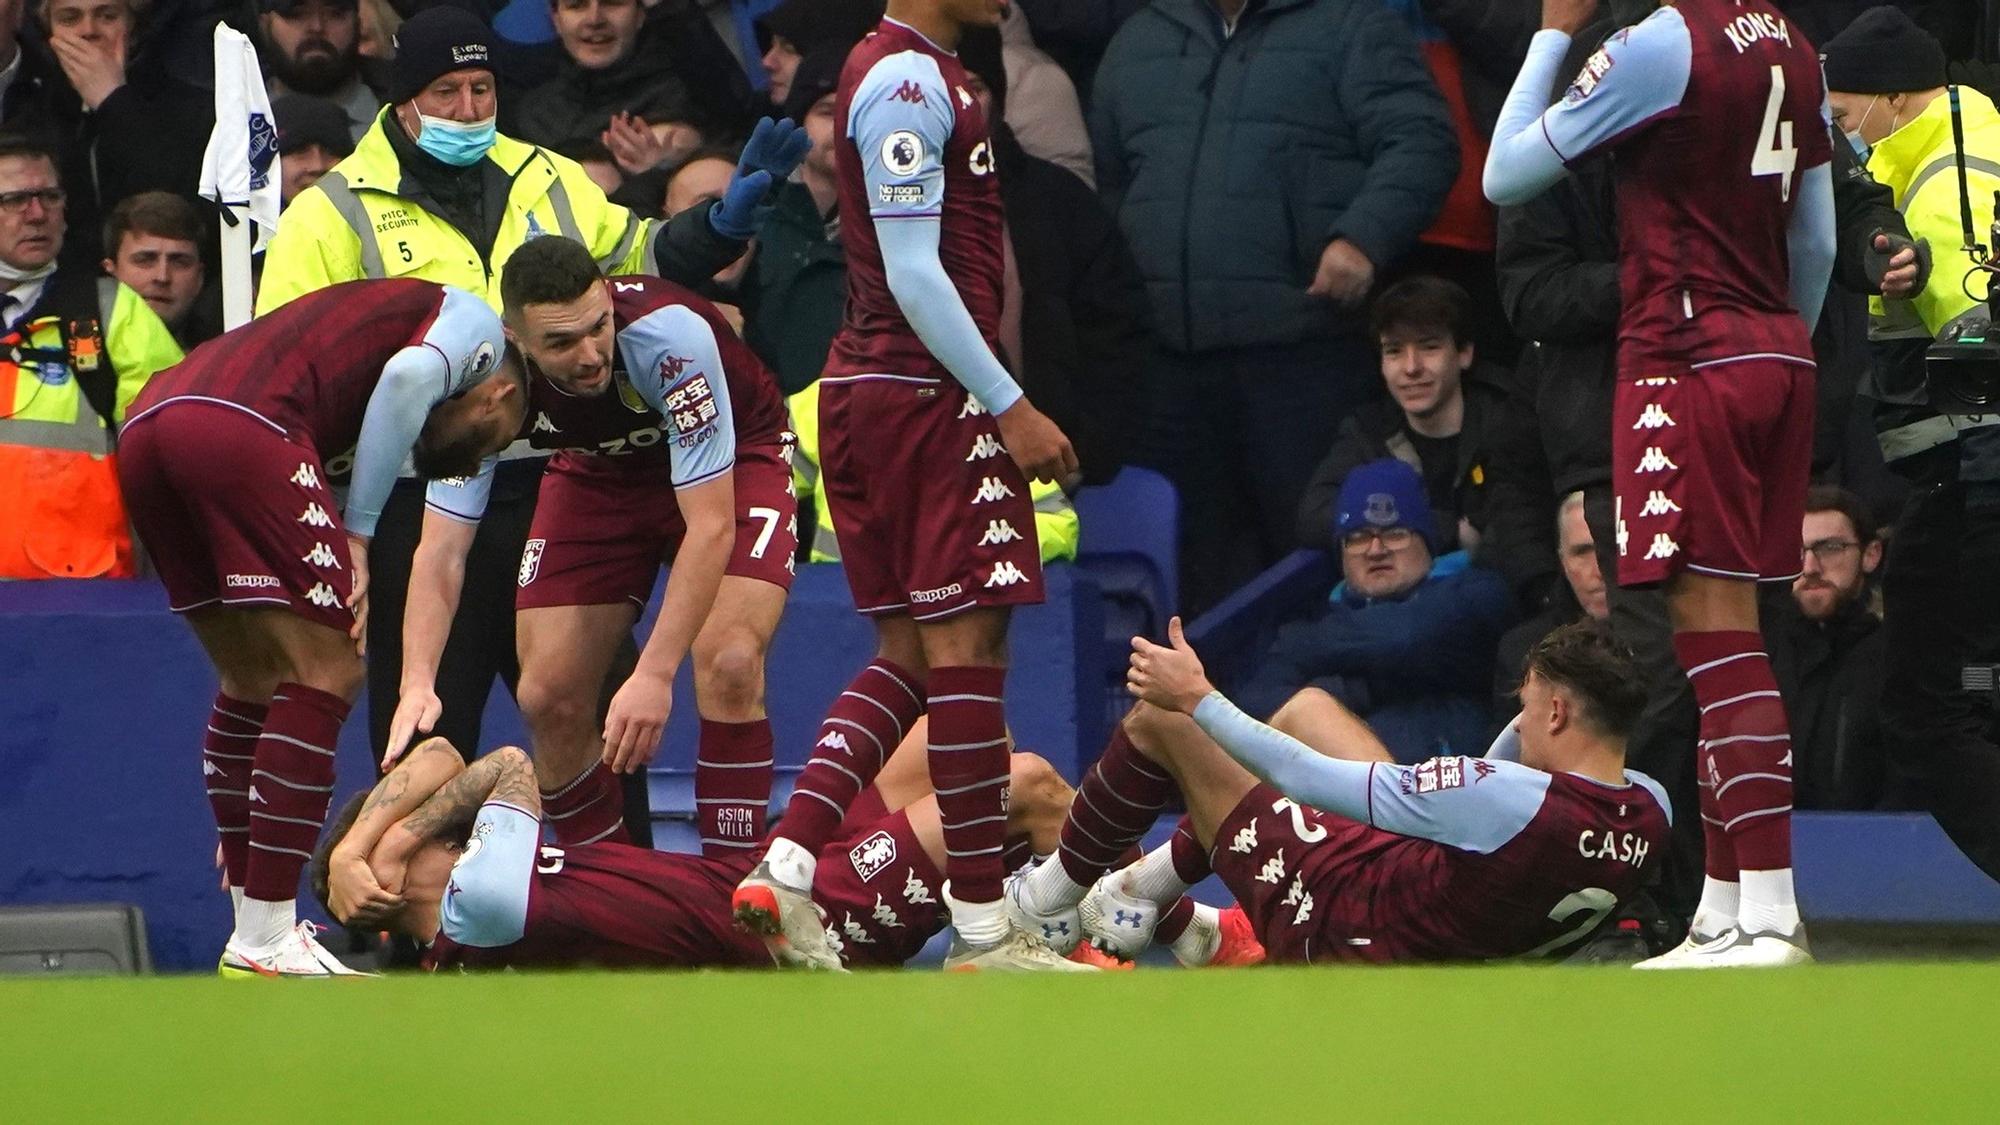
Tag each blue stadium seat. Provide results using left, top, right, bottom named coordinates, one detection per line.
left=1075, top=467, right=1181, bottom=740
left=1184, top=549, right=1338, bottom=693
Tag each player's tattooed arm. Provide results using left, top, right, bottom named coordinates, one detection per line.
left=392, top=746, right=541, bottom=850
left=333, top=737, right=467, bottom=869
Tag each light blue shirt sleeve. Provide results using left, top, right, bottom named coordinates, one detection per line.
left=423, top=456, right=498, bottom=523
left=1787, top=157, right=1836, bottom=333
left=1484, top=11, right=1692, bottom=207
left=1191, top=693, right=1550, bottom=853
left=1484, top=719, right=1525, bottom=763
left=438, top=800, right=538, bottom=948
left=616, top=303, right=737, bottom=489
left=345, top=287, right=506, bottom=537
left=851, top=51, right=1024, bottom=416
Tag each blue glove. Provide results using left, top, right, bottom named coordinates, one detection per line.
left=709, top=117, right=813, bottom=240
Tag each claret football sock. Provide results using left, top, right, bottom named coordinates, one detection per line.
left=929, top=666, right=1012, bottom=906
left=1053, top=725, right=1177, bottom=889
left=1675, top=630, right=1798, bottom=934
left=696, top=719, right=773, bottom=857
left=777, top=659, right=926, bottom=857
left=541, top=761, right=630, bottom=846
left=202, top=693, right=266, bottom=891
left=243, top=683, right=345, bottom=905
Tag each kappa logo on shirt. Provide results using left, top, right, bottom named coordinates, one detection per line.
left=985, top=561, right=1030, bottom=588
left=977, top=519, right=1022, bottom=546
left=1228, top=817, right=1259, bottom=854
left=957, top=397, right=987, bottom=419
left=1636, top=447, right=1678, bottom=473
left=965, top=434, right=1004, bottom=462
left=1638, top=490, right=1683, bottom=518
left=531, top=412, right=558, bottom=434
left=890, top=80, right=926, bottom=106
left=971, top=476, right=1015, bottom=504
left=1632, top=404, right=1676, bottom=430
left=1254, top=849, right=1287, bottom=885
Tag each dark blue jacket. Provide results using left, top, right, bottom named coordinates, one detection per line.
left=1089, top=0, right=1458, bottom=353
left=1237, top=553, right=1513, bottom=763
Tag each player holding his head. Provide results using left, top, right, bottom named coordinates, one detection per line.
left=385, top=236, right=797, bottom=863
left=1482, top=0, right=1837, bottom=966
left=730, top=0, right=1081, bottom=971
left=311, top=735, right=1084, bottom=972
left=116, top=279, right=527, bottom=976
left=1022, top=619, right=1671, bottom=964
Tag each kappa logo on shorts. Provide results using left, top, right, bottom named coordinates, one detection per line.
left=1632, top=404, right=1676, bottom=430
left=842, top=914, right=877, bottom=945
left=1228, top=817, right=1259, bottom=854
left=1281, top=875, right=1306, bottom=910
left=301, top=542, right=342, bottom=569
left=964, top=434, right=1004, bottom=462
left=1638, top=490, right=1683, bottom=517
left=518, top=538, right=546, bottom=587
left=872, top=893, right=905, bottom=929
left=911, top=582, right=965, bottom=605
left=957, top=397, right=987, bottom=419
left=1636, top=447, right=1679, bottom=473
left=985, top=561, right=1030, bottom=588
left=977, top=519, right=1022, bottom=546
left=849, top=830, right=898, bottom=882
left=972, top=477, right=1015, bottom=504
left=902, top=867, right=936, bottom=906
left=1635, top=376, right=1679, bottom=387
left=305, top=583, right=340, bottom=608
left=297, top=503, right=334, bottom=529
left=1255, top=849, right=1287, bottom=885
left=1644, top=533, right=1680, bottom=561
left=1293, top=889, right=1315, bottom=926
left=290, top=462, right=323, bottom=490
left=225, top=574, right=282, bottom=589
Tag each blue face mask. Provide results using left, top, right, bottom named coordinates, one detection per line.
left=1844, top=96, right=1881, bottom=164
left=414, top=112, right=496, bottom=167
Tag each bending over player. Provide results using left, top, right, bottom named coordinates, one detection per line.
left=1018, top=619, right=1670, bottom=963
left=312, top=737, right=1084, bottom=971
left=388, top=236, right=799, bottom=860
left=118, top=279, right=527, bottom=977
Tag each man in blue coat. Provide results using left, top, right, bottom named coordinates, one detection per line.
left=1237, top=459, right=1513, bottom=762
left=1091, top=0, right=1458, bottom=611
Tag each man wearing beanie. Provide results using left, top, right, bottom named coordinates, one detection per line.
left=1232, top=458, right=1513, bottom=765
left=1823, top=5, right=2000, bottom=886
left=256, top=5, right=811, bottom=837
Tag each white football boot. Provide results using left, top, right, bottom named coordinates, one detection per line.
left=218, top=921, right=372, bottom=978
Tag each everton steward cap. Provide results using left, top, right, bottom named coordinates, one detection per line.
left=390, top=6, right=494, bottom=104
left=1821, top=6, right=1948, bottom=94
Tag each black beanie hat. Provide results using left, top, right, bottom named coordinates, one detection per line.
left=783, top=48, right=846, bottom=125
left=389, top=6, right=494, bottom=104
left=758, top=0, right=882, bottom=55
left=1821, top=6, right=1948, bottom=94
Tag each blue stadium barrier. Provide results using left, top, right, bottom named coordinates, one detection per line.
left=1075, top=467, right=1180, bottom=750
left=0, top=565, right=1101, bottom=971
left=1184, top=549, right=1337, bottom=692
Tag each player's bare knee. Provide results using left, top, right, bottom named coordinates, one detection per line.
left=1270, top=688, right=1335, bottom=739
left=1006, top=752, right=1069, bottom=812
left=291, top=652, right=364, bottom=702
left=1121, top=701, right=1191, bottom=757
left=516, top=668, right=593, bottom=735
left=694, top=629, right=767, bottom=715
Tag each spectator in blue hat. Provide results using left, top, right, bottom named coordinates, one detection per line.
left=1235, top=458, right=1514, bottom=763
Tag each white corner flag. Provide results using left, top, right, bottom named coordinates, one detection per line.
left=198, top=23, right=282, bottom=330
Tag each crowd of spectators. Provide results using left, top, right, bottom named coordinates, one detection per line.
left=3, top=0, right=1999, bottom=924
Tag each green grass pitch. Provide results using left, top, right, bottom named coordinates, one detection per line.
left=5, top=964, right=1998, bottom=1121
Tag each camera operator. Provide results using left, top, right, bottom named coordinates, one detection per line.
left=1823, top=6, right=2000, bottom=881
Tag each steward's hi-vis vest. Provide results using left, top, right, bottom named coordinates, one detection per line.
left=0, top=272, right=183, bottom=578
left=256, top=110, right=660, bottom=316
left=786, top=381, right=1080, bottom=563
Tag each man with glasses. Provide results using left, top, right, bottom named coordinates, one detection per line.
left=0, top=131, right=181, bottom=580
left=1228, top=458, right=1513, bottom=764
left=1764, top=486, right=1888, bottom=810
